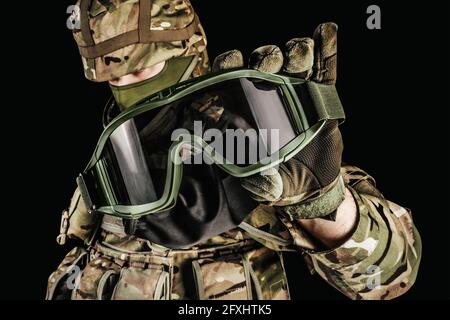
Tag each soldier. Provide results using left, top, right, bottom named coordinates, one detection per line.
left=46, top=0, right=421, bottom=300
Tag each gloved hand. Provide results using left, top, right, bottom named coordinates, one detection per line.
left=212, top=22, right=344, bottom=220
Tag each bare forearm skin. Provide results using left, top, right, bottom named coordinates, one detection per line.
left=297, top=188, right=358, bottom=248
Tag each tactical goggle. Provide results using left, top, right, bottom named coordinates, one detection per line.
left=77, top=69, right=345, bottom=218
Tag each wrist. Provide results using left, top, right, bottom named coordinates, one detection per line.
left=280, top=175, right=345, bottom=220
left=296, top=187, right=358, bottom=248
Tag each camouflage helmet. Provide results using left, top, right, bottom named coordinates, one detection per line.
left=71, top=0, right=209, bottom=82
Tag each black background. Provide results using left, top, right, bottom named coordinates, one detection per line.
left=1, top=0, right=448, bottom=300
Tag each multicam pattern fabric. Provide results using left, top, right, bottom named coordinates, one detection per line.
left=307, top=188, right=421, bottom=300
left=192, top=255, right=252, bottom=299
left=47, top=165, right=421, bottom=300
left=57, top=187, right=98, bottom=245
left=55, top=10, right=420, bottom=300
left=244, top=247, right=290, bottom=300
left=72, top=0, right=208, bottom=81
left=46, top=247, right=88, bottom=300
left=283, top=165, right=422, bottom=299
left=47, top=236, right=287, bottom=300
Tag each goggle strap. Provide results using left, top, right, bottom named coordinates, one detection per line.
left=77, top=174, right=94, bottom=212
left=306, top=82, right=346, bottom=122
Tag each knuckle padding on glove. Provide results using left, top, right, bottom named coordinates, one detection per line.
left=283, top=37, right=314, bottom=75
left=248, top=45, right=284, bottom=73
left=212, top=50, right=244, bottom=71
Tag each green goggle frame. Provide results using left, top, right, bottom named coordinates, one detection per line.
left=78, top=69, right=345, bottom=218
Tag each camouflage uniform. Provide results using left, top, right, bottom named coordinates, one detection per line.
left=72, top=0, right=209, bottom=82
left=47, top=164, right=421, bottom=300
left=47, top=1, right=421, bottom=300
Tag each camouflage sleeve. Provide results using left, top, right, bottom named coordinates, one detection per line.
left=292, top=165, right=422, bottom=300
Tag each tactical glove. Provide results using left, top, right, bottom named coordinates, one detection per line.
left=212, top=23, right=344, bottom=220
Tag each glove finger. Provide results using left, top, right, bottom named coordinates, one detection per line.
left=240, top=168, right=283, bottom=202
left=311, top=22, right=338, bottom=84
left=283, top=37, right=314, bottom=78
left=212, top=49, right=244, bottom=72
left=248, top=45, right=284, bottom=73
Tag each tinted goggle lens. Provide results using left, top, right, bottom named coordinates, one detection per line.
left=85, top=77, right=300, bottom=207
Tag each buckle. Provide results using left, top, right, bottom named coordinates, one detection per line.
left=56, top=209, right=70, bottom=245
